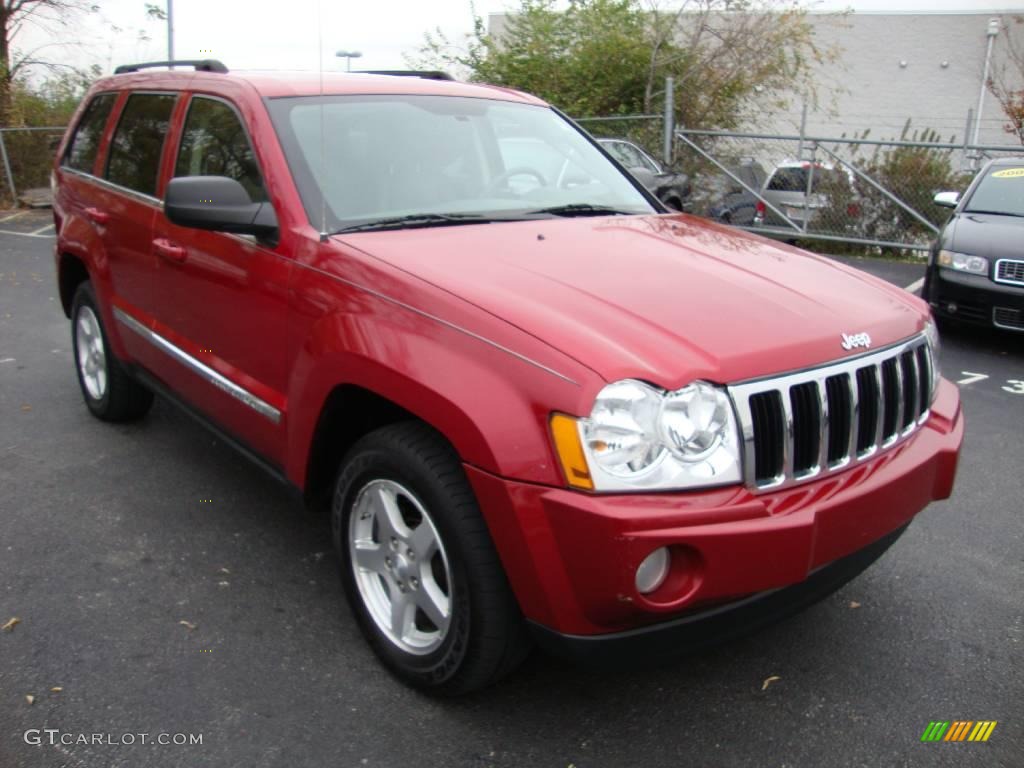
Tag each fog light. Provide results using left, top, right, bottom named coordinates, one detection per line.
left=635, top=547, right=670, bottom=594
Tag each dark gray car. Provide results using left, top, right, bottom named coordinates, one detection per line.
left=598, top=138, right=691, bottom=211
left=924, top=156, right=1024, bottom=331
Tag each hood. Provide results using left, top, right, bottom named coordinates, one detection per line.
left=945, top=212, right=1024, bottom=260
left=336, top=214, right=926, bottom=387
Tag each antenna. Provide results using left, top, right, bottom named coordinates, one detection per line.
left=317, top=0, right=327, bottom=241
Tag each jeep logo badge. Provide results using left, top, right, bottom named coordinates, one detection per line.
left=841, top=332, right=872, bottom=351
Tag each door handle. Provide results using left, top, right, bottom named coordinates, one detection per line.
left=84, top=207, right=110, bottom=225
left=152, top=238, right=187, bottom=262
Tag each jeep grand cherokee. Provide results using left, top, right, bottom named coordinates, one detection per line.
left=53, top=61, right=963, bottom=694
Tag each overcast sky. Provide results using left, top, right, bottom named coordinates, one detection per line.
left=16, top=0, right=1024, bottom=79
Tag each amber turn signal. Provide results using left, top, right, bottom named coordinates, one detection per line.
left=550, top=413, right=594, bottom=490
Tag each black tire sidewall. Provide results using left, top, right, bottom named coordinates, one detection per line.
left=332, top=441, right=476, bottom=688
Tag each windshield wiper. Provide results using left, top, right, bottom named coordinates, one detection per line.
left=525, top=203, right=635, bottom=218
left=331, top=213, right=494, bottom=234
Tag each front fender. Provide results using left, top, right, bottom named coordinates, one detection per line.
left=284, top=267, right=600, bottom=488
left=280, top=246, right=602, bottom=489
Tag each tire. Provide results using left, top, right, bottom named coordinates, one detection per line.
left=332, top=421, right=530, bottom=695
left=71, top=282, right=153, bottom=422
left=665, top=196, right=682, bottom=212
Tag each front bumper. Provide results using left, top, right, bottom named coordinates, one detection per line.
left=925, top=265, right=1024, bottom=330
left=466, top=378, right=963, bottom=641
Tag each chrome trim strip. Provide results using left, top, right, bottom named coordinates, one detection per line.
left=113, top=307, right=282, bottom=424
left=846, top=371, right=859, bottom=465
left=888, top=354, right=904, bottom=445
left=293, top=261, right=579, bottom=386
left=781, top=385, right=795, bottom=483
left=868, top=364, right=884, bottom=458
left=906, top=348, right=921, bottom=432
left=61, top=166, right=162, bottom=208
left=994, top=258, right=1024, bottom=287
left=815, top=378, right=829, bottom=474
left=728, top=333, right=930, bottom=493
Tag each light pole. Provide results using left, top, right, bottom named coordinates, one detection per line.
left=336, top=50, right=363, bottom=72
left=971, top=18, right=1000, bottom=153
left=167, top=0, right=174, bottom=61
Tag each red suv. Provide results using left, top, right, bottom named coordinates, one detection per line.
left=53, top=61, right=963, bottom=694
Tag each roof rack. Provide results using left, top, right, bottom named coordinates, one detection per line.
left=354, top=70, right=454, bottom=81
left=114, top=59, right=228, bottom=75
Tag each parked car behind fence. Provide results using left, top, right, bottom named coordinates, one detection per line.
left=597, top=138, right=692, bottom=211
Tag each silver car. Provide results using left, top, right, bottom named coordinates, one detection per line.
left=755, top=160, right=853, bottom=231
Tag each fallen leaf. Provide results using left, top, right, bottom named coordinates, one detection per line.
left=25, top=694, right=34, bottom=705
left=51, top=687, right=63, bottom=693
left=761, top=675, right=782, bottom=691
left=178, top=620, right=197, bottom=631
left=849, top=601, right=861, bottom=609
left=217, top=581, right=229, bottom=588
left=20, top=404, right=31, bottom=412
left=217, top=567, right=230, bottom=575
left=2, top=617, right=20, bottom=631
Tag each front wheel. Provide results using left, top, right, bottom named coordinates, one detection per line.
left=332, top=422, right=530, bottom=695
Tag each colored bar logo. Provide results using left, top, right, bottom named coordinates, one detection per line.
left=921, top=721, right=997, bottom=742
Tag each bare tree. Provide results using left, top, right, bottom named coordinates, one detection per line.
left=0, top=0, right=98, bottom=125
left=988, top=15, right=1024, bottom=145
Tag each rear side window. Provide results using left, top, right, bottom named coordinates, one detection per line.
left=106, top=93, right=178, bottom=197
left=64, top=93, right=116, bottom=173
left=767, top=166, right=847, bottom=193
left=174, top=97, right=266, bottom=202
left=767, top=168, right=807, bottom=192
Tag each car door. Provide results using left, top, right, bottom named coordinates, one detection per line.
left=147, top=94, right=291, bottom=465
left=75, top=92, right=179, bottom=363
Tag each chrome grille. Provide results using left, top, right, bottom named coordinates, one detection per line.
left=728, top=334, right=933, bottom=492
left=995, top=259, right=1024, bottom=287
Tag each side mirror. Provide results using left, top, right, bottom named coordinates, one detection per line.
left=165, top=176, right=278, bottom=237
left=933, top=191, right=959, bottom=209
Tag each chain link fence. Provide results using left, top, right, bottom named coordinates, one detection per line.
left=573, top=115, right=666, bottom=161
left=573, top=109, right=1023, bottom=256
left=674, top=128, right=1023, bottom=254
left=0, top=127, right=66, bottom=207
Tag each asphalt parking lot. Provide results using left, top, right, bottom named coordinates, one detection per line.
left=1, top=212, right=1022, bottom=768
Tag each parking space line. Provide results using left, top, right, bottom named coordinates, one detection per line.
left=0, top=228, right=55, bottom=238
left=28, top=223, right=55, bottom=236
left=904, top=277, right=924, bottom=294
left=0, top=212, right=26, bottom=223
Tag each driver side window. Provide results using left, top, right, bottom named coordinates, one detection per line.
left=174, top=96, right=266, bottom=202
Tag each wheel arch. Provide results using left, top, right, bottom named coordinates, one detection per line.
left=301, top=383, right=420, bottom=510
left=58, top=251, right=90, bottom=318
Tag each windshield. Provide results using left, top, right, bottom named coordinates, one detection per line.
left=266, top=94, right=655, bottom=232
left=963, top=166, right=1024, bottom=217
left=766, top=166, right=848, bottom=194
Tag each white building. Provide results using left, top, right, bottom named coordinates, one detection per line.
left=488, top=10, right=1023, bottom=147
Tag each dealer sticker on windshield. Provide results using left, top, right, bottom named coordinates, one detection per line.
left=991, top=168, right=1024, bottom=178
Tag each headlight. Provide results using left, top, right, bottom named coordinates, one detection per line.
left=551, top=379, right=743, bottom=492
left=924, top=318, right=941, bottom=402
left=937, top=249, right=988, bottom=275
